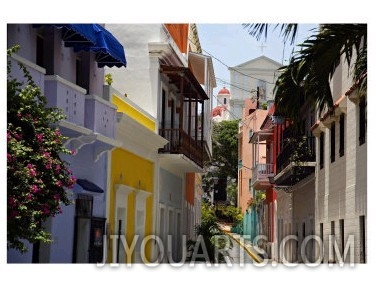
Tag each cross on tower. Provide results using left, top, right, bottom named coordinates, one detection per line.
left=258, top=42, right=267, bottom=55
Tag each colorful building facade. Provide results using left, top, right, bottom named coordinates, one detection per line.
left=104, top=24, right=215, bottom=262
left=7, top=23, right=126, bottom=263
left=237, top=98, right=267, bottom=243
left=106, top=87, right=167, bottom=263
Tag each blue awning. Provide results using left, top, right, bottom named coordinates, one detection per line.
left=33, top=24, right=126, bottom=68
left=73, top=178, right=104, bottom=193
left=73, top=25, right=127, bottom=68
left=33, top=24, right=98, bottom=46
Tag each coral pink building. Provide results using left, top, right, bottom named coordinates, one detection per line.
left=237, top=99, right=267, bottom=213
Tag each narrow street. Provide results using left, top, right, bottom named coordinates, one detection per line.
left=226, top=233, right=258, bottom=264
left=218, top=223, right=262, bottom=265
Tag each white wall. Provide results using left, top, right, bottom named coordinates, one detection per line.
left=105, top=24, right=166, bottom=119
left=314, top=55, right=367, bottom=263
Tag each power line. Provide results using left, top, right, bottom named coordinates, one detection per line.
left=216, top=77, right=256, bottom=94
left=168, top=24, right=277, bottom=85
left=165, top=25, right=265, bottom=130
left=196, top=42, right=277, bottom=85
left=199, top=47, right=276, bottom=85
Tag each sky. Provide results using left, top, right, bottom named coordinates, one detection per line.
left=196, top=23, right=318, bottom=105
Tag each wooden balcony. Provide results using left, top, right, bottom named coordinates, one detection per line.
left=159, top=128, right=203, bottom=168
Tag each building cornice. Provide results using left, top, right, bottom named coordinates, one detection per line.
left=116, top=112, right=168, bottom=160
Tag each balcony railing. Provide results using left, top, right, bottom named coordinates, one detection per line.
left=159, top=128, right=203, bottom=167
left=253, top=163, right=275, bottom=182
left=9, top=55, right=46, bottom=91
left=277, top=136, right=315, bottom=173
left=45, top=75, right=86, bottom=127
left=84, top=95, right=116, bottom=138
left=252, top=163, right=274, bottom=189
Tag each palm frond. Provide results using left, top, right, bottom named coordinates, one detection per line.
left=242, top=23, right=299, bottom=44
left=274, top=24, right=367, bottom=119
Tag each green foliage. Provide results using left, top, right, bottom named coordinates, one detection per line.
left=247, top=190, right=266, bottom=213
left=187, top=201, right=231, bottom=263
left=274, top=24, right=367, bottom=120
left=202, top=119, right=239, bottom=201
left=354, top=45, right=367, bottom=99
left=7, top=46, right=75, bottom=253
left=105, top=73, right=113, bottom=86
left=216, top=205, right=243, bottom=225
left=210, top=119, right=239, bottom=179
left=286, top=136, right=313, bottom=164
left=226, top=182, right=237, bottom=206
left=243, top=24, right=367, bottom=121
left=242, top=23, right=299, bottom=45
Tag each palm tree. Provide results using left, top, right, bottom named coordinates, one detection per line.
left=243, top=24, right=367, bottom=120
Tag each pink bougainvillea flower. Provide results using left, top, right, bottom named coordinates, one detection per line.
left=26, top=164, right=37, bottom=177
left=42, top=206, right=50, bottom=215
left=8, top=197, right=16, bottom=207
left=36, top=133, right=44, bottom=143
left=14, top=133, right=22, bottom=140
left=56, top=180, right=62, bottom=187
left=30, top=184, right=40, bottom=194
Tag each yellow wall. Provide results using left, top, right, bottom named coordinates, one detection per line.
left=108, top=148, right=154, bottom=263
left=108, top=92, right=158, bottom=263
left=112, top=95, right=155, bottom=131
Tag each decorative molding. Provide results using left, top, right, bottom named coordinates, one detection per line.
left=116, top=112, right=168, bottom=157
left=66, top=134, right=97, bottom=153
left=115, top=184, right=134, bottom=196
left=93, top=133, right=121, bottom=162
left=148, top=42, right=186, bottom=67
left=59, top=119, right=92, bottom=135
left=135, top=189, right=152, bottom=202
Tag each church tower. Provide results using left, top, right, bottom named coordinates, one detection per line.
left=212, top=87, right=231, bottom=122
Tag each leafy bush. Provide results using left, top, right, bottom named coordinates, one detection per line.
left=7, top=46, right=75, bottom=252
left=187, top=201, right=232, bottom=263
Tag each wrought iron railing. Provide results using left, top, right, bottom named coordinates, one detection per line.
left=276, top=136, right=316, bottom=173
